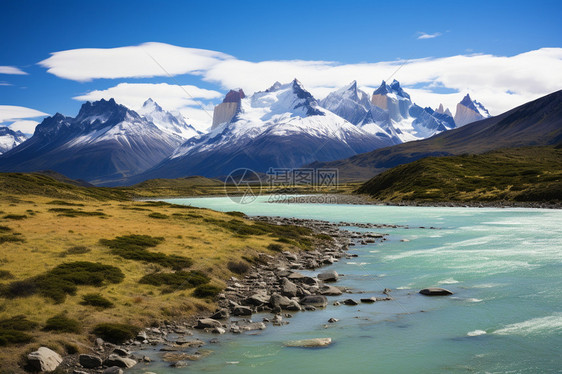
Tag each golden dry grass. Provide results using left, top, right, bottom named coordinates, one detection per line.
left=0, top=194, right=292, bottom=372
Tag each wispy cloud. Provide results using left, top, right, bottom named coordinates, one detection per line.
left=0, top=66, right=28, bottom=75
left=39, top=42, right=562, bottom=119
left=0, top=105, right=48, bottom=135
left=0, top=82, right=13, bottom=86
left=39, top=42, right=233, bottom=82
left=417, top=32, right=442, bottom=40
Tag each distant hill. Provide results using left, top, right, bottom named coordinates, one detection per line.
left=310, top=90, right=562, bottom=181
left=356, top=146, right=562, bottom=204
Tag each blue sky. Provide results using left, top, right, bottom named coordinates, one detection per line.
left=1, top=0, right=561, bottom=133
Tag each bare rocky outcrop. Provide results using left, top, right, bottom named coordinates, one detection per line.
left=27, top=347, right=63, bottom=372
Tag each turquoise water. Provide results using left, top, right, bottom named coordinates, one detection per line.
left=135, top=196, right=562, bottom=373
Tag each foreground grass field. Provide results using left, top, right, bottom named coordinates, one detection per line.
left=356, top=146, right=562, bottom=204
left=0, top=176, right=322, bottom=372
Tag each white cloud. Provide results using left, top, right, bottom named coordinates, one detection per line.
left=39, top=42, right=233, bottom=82
left=0, top=105, right=48, bottom=122
left=0, top=66, right=27, bottom=75
left=8, top=120, right=40, bottom=134
left=417, top=32, right=442, bottom=40
left=0, top=82, right=12, bottom=86
left=40, top=43, right=562, bottom=116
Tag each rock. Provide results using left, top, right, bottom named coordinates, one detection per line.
left=320, top=285, right=343, bottom=296
left=232, top=305, right=253, bottom=316
left=328, top=318, right=339, bottom=323
left=195, top=318, right=222, bottom=329
left=136, top=331, right=148, bottom=340
left=238, top=322, right=266, bottom=331
left=175, top=338, right=205, bottom=348
left=318, top=271, right=339, bottom=282
left=300, top=295, right=328, bottom=308
left=285, top=338, right=332, bottom=348
left=112, top=348, right=131, bottom=357
left=142, top=356, right=151, bottom=362
left=383, top=288, right=392, bottom=295
left=269, top=294, right=292, bottom=309
left=272, top=314, right=283, bottom=325
left=27, top=347, right=63, bottom=372
left=281, top=278, right=298, bottom=297
left=95, top=338, right=104, bottom=347
left=360, top=297, right=376, bottom=303
left=170, top=360, right=189, bottom=368
left=343, top=299, right=359, bottom=306
left=104, top=354, right=137, bottom=368
left=419, top=288, right=453, bottom=296
left=73, top=371, right=88, bottom=374
left=285, top=300, right=302, bottom=311
left=212, top=327, right=226, bottom=334
left=245, top=291, right=270, bottom=306
left=79, top=354, right=103, bottom=369
left=103, top=367, right=123, bottom=374
left=210, top=308, right=229, bottom=320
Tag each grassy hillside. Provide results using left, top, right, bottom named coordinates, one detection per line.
left=0, top=176, right=324, bottom=372
left=356, top=146, right=562, bottom=203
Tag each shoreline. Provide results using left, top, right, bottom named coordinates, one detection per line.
left=60, top=215, right=397, bottom=373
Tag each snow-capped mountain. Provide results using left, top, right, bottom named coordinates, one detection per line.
left=454, top=93, right=491, bottom=126
left=0, top=98, right=189, bottom=185
left=321, top=80, right=457, bottom=143
left=0, top=127, right=28, bottom=155
left=133, top=79, right=399, bottom=181
left=137, top=98, right=201, bottom=141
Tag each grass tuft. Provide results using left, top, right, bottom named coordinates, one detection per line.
left=193, top=284, right=222, bottom=299
left=92, top=323, right=140, bottom=344
left=80, top=293, right=114, bottom=309
left=43, top=313, right=81, bottom=333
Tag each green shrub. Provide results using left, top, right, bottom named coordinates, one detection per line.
left=48, top=208, right=106, bottom=217
left=92, top=323, right=140, bottom=344
left=46, top=200, right=85, bottom=206
left=80, top=293, right=114, bottom=308
left=148, top=212, right=169, bottom=219
left=43, top=314, right=81, bottom=333
left=193, top=284, right=222, bottom=299
left=3, top=261, right=124, bottom=303
left=100, top=235, right=192, bottom=270
left=0, top=315, right=38, bottom=346
left=2, top=214, right=27, bottom=220
left=0, top=226, right=11, bottom=232
left=227, top=261, right=250, bottom=274
left=0, top=235, right=25, bottom=244
left=59, top=246, right=90, bottom=257
left=139, top=271, right=209, bottom=289
left=267, top=243, right=283, bottom=252
left=0, top=270, right=14, bottom=279
left=315, top=233, right=334, bottom=242
left=225, top=211, right=247, bottom=218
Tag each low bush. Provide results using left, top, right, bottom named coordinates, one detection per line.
left=225, top=211, right=246, bottom=218
left=46, top=200, right=84, bottom=206
left=100, top=235, right=192, bottom=270
left=267, top=243, right=283, bottom=252
left=80, top=293, right=114, bottom=308
left=92, top=323, right=140, bottom=344
left=0, top=225, right=11, bottom=232
left=59, top=246, right=90, bottom=257
left=2, top=214, right=27, bottom=220
left=48, top=208, right=106, bottom=217
left=0, top=235, right=25, bottom=244
left=43, top=314, right=81, bottom=333
left=139, top=270, right=209, bottom=289
left=0, top=270, right=14, bottom=279
left=227, top=261, right=250, bottom=274
left=0, top=315, right=37, bottom=346
left=193, top=284, right=222, bottom=299
left=3, top=261, right=124, bottom=303
left=148, top=212, right=168, bottom=219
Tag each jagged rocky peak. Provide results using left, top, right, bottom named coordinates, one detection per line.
left=319, top=80, right=372, bottom=125
left=454, top=93, right=491, bottom=126
left=436, top=103, right=453, bottom=117
left=142, top=98, right=163, bottom=111
left=0, top=126, right=28, bottom=155
left=266, top=81, right=282, bottom=92
left=223, top=89, right=245, bottom=103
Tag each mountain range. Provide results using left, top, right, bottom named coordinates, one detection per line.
left=0, top=79, right=498, bottom=185
left=0, top=127, right=28, bottom=155
left=310, top=89, right=562, bottom=180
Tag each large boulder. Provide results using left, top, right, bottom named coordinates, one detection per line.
left=245, top=291, right=270, bottom=306
left=269, top=294, right=293, bottom=309
left=320, top=285, right=342, bottom=296
left=285, top=338, right=332, bottom=347
left=318, top=270, right=339, bottom=282
left=104, top=354, right=137, bottom=368
left=419, top=288, right=453, bottom=296
left=300, top=295, right=328, bottom=308
left=195, top=318, right=222, bottom=329
left=232, top=305, right=253, bottom=316
left=79, top=354, right=103, bottom=368
left=27, top=347, right=63, bottom=372
left=281, top=278, right=298, bottom=297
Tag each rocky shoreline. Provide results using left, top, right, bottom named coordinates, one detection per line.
left=266, top=193, right=562, bottom=209
left=54, top=215, right=399, bottom=373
